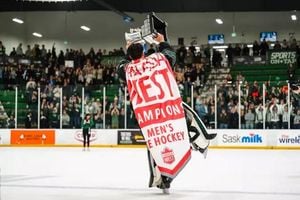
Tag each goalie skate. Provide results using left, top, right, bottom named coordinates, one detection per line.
left=162, top=188, right=170, bottom=194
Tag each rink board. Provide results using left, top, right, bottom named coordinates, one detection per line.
left=0, top=129, right=299, bottom=149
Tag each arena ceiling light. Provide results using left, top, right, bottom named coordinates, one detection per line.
left=32, top=32, right=43, bottom=38
left=80, top=25, right=90, bottom=31
left=291, top=14, right=297, bottom=21
left=215, top=18, right=223, bottom=24
left=12, top=18, right=24, bottom=24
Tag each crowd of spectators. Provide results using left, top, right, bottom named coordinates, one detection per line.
left=193, top=79, right=300, bottom=129
left=225, top=38, right=300, bottom=67
left=0, top=40, right=299, bottom=129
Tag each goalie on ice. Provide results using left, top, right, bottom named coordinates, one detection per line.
left=117, top=17, right=216, bottom=193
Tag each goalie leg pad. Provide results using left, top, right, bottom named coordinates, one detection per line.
left=147, top=150, right=162, bottom=187
left=183, top=102, right=217, bottom=153
left=147, top=150, right=173, bottom=189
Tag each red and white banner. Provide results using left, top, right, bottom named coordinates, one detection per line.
left=126, top=53, right=191, bottom=178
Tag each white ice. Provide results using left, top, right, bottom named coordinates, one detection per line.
left=0, top=147, right=300, bottom=200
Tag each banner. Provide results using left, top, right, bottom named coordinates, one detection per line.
left=118, top=130, right=146, bottom=145
left=277, top=131, right=300, bottom=147
left=11, top=129, right=55, bottom=145
left=217, top=130, right=267, bottom=147
left=268, top=50, right=297, bottom=65
left=126, top=52, right=191, bottom=178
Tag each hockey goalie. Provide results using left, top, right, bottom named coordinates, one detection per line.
left=117, top=33, right=216, bottom=194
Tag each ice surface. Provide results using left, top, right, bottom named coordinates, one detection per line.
left=0, top=147, right=300, bottom=200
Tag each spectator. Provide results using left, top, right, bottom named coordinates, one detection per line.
left=26, top=77, right=37, bottom=90
left=207, top=105, right=215, bottom=129
left=119, top=107, right=125, bottom=128
left=273, top=41, right=282, bottom=50
left=62, top=109, right=70, bottom=128
left=228, top=106, right=239, bottom=129
left=212, top=49, right=222, bottom=68
left=0, top=41, right=6, bottom=56
left=242, top=44, right=250, bottom=56
left=25, top=112, right=32, bottom=128
left=69, top=96, right=81, bottom=128
left=270, top=103, right=280, bottom=129
left=265, top=103, right=272, bottom=129
left=281, top=105, right=289, bottom=129
left=7, top=115, right=15, bottom=128
left=293, top=109, right=300, bottom=129
left=194, top=96, right=208, bottom=121
left=252, top=40, right=260, bottom=56
left=94, top=110, right=103, bottom=129
left=234, top=44, right=242, bottom=56
left=226, top=44, right=234, bottom=67
left=240, top=109, right=246, bottom=129
left=176, top=44, right=187, bottom=67
left=95, top=49, right=103, bottom=65
left=287, top=64, right=296, bottom=82
left=58, top=50, right=65, bottom=66
left=184, top=49, right=193, bottom=65
left=111, top=104, right=119, bottom=129
left=40, top=111, right=49, bottom=128
left=10, top=47, right=17, bottom=57
left=0, top=102, right=8, bottom=128
left=255, top=104, right=264, bottom=129
left=16, top=43, right=23, bottom=56
left=25, top=45, right=32, bottom=58
left=218, top=108, right=228, bottom=129
left=41, top=44, right=47, bottom=58
left=245, top=109, right=255, bottom=129
left=260, top=39, right=269, bottom=56
left=281, top=39, right=289, bottom=50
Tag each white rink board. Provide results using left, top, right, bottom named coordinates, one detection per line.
left=276, top=130, right=300, bottom=147
left=0, top=129, right=300, bottom=149
left=216, top=129, right=268, bottom=147
left=55, top=129, right=118, bottom=145
left=0, top=129, right=10, bottom=144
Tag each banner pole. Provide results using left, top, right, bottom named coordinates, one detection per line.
left=124, top=87, right=127, bottom=129
left=103, top=87, right=106, bottom=129
left=191, top=84, right=194, bottom=109
left=60, top=87, right=63, bottom=129
left=288, top=83, right=290, bottom=129
left=82, top=87, right=85, bottom=121
left=214, top=84, right=217, bottom=129
left=15, top=87, right=18, bottom=128
left=37, top=87, right=40, bottom=129
left=263, top=84, right=266, bottom=130
left=238, top=84, right=241, bottom=129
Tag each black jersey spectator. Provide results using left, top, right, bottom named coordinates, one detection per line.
left=242, top=44, right=250, bottom=56
left=273, top=41, right=282, bottom=50
left=252, top=40, right=260, bottom=56
left=226, top=44, right=234, bottom=67
left=0, top=41, right=6, bottom=56
left=10, top=47, right=17, bottom=57
left=234, top=44, right=242, bottom=56
left=260, top=39, right=269, bottom=56
left=176, top=44, right=187, bottom=67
